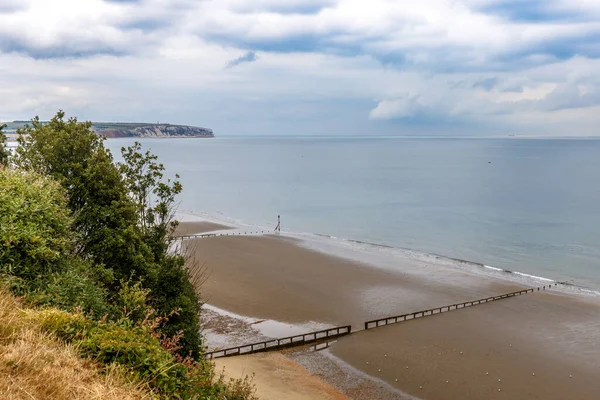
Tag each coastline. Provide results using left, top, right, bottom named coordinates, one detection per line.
left=177, top=211, right=600, bottom=298
left=178, top=216, right=600, bottom=399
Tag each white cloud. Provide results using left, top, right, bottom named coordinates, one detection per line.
left=369, top=97, right=423, bottom=120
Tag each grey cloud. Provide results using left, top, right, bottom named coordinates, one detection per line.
left=0, top=36, right=127, bottom=59
left=226, top=51, right=258, bottom=68
left=537, top=84, right=600, bottom=112
left=118, top=17, right=172, bottom=32
left=472, top=78, right=499, bottom=91
left=233, top=0, right=335, bottom=15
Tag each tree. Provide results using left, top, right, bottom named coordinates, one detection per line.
left=119, top=142, right=201, bottom=357
left=119, top=142, right=182, bottom=248
left=15, top=112, right=157, bottom=287
left=15, top=112, right=202, bottom=358
left=0, top=123, right=9, bottom=166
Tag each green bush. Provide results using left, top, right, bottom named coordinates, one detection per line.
left=80, top=324, right=192, bottom=398
left=37, top=265, right=111, bottom=318
left=0, top=124, right=9, bottom=166
left=29, top=307, right=257, bottom=399
left=0, top=168, right=73, bottom=280
left=31, top=309, right=206, bottom=399
left=25, top=308, right=92, bottom=342
left=0, top=168, right=112, bottom=316
left=151, top=254, right=202, bottom=359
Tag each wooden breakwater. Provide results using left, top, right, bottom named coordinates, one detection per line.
left=204, top=285, right=556, bottom=359
left=205, top=325, right=352, bottom=359
left=172, top=230, right=271, bottom=240
left=363, top=287, right=548, bottom=330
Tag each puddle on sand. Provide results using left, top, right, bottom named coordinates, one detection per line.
left=201, top=304, right=333, bottom=351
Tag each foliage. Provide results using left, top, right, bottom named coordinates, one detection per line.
left=0, top=168, right=72, bottom=280
left=14, top=112, right=158, bottom=288
left=14, top=111, right=201, bottom=358
left=120, top=142, right=201, bottom=358
left=24, top=308, right=92, bottom=342
left=3, top=111, right=256, bottom=398
left=81, top=324, right=200, bottom=398
left=0, top=123, right=9, bottom=166
left=30, top=307, right=256, bottom=400
left=35, top=262, right=112, bottom=318
left=151, top=253, right=202, bottom=358
left=119, top=141, right=182, bottom=242
left=0, top=167, right=111, bottom=316
left=0, top=289, right=150, bottom=400
left=117, top=279, right=153, bottom=322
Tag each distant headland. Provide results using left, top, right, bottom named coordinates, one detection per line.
left=92, top=122, right=214, bottom=138
left=3, top=121, right=214, bottom=139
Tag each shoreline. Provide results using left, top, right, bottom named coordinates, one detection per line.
left=176, top=211, right=600, bottom=298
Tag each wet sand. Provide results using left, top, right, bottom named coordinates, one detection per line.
left=215, top=353, right=349, bottom=400
left=180, top=222, right=600, bottom=399
left=331, top=292, right=600, bottom=399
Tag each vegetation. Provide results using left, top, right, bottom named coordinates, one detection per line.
left=15, top=112, right=201, bottom=358
left=0, top=111, right=256, bottom=399
left=0, top=123, right=9, bottom=165
left=0, top=289, right=149, bottom=400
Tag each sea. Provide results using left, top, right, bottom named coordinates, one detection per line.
left=105, top=135, right=600, bottom=293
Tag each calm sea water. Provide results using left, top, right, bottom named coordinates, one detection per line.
left=106, top=136, right=600, bottom=291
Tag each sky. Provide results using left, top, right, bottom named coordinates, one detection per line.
left=0, top=0, right=599, bottom=136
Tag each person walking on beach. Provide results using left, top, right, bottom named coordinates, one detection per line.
left=275, top=215, right=281, bottom=232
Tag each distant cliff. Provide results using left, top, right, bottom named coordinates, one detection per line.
left=2, top=121, right=214, bottom=139
left=92, top=123, right=214, bottom=138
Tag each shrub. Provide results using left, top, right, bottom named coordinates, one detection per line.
left=24, top=308, right=91, bottom=342
left=0, top=168, right=73, bottom=280
left=0, top=123, right=9, bottom=166
left=37, top=265, right=111, bottom=318
left=80, top=324, right=193, bottom=398
left=29, top=307, right=257, bottom=399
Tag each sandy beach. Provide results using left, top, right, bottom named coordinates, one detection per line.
left=173, top=220, right=233, bottom=236
left=180, top=221, right=600, bottom=399
left=215, top=353, right=349, bottom=400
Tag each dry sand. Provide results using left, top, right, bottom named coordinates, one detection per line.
left=173, top=221, right=232, bottom=236
left=180, top=222, right=600, bottom=399
left=215, top=353, right=349, bottom=400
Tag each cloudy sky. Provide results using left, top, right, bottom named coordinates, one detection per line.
left=0, top=0, right=599, bottom=136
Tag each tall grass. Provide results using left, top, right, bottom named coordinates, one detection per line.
left=0, top=289, right=152, bottom=400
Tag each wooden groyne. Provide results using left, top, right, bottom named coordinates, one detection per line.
left=204, top=285, right=556, bottom=359
left=364, top=287, right=549, bottom=330
left=172, top=230, right=271, bottom=240
left=205, top=325, right=352, bottom=359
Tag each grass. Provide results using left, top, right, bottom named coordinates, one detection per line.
left=0, top=289, right=153, bottom=400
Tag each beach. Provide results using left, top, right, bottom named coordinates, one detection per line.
left=214, top=353, right=349, bottom=400
left=179, top=220, right=600, bottom=399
